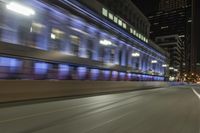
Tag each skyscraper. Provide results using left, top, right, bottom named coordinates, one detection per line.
left=159, top=0, right=188, bottom=11
left=144, top=0, right=191, bottom=76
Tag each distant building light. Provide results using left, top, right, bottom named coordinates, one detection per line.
left=162, top=64, right=168, bottom=67
left=179, top=35, right=185, bottom=38
left=151, top=60, right=157, bottom=64
left=174, top=69, right=178, bottom=72
left=133, top=30, right=136, bottom=35
left=130, top=28, right=133, bottom=33
left=161, top=26, right=169, bottom=29
left=99, top=39, right=112, bottom=46
left=187, top=20, right=192, bottom=23
left=6, top=2, right=35, bottom=16
left=51, top=33, right=56, bottom=40
left=122, top=23, right=126, bottom=29
left=169, top=67, right=174, bottom=70
left=118, top=19, right=122, bottom=26
left=108, top=13, right=113, bottom=20
left=102, top=8, right=108, bottom=17
left=113, top=16, right=118, bottom=23
left=132, top=52, right=140, bottom=57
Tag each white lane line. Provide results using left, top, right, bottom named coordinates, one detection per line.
left=192, top=88, right=200, bottom=99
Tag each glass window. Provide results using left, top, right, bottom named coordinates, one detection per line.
left=30, top=23, right=45, bottom=34
left=50, top=28, right=65, bottom=51
left=102, top=8, right=108, bottom=17
left=29, top=22, right=45, bottom=48
left=70, top=35, right=80, bottom=56
left=87, top=40, right=94, bottom=59
left=130, top=28, right=133, bottom=33
left=110, top=48, right=115, bottom=63
left=122, top=23, right=126, bottom=29
left=51, top=28, right=65, bottom=40
left=133, top=30, right=136, bottom=35
left=138, top=34, right=141, bottom=39
left=108, top=13, right=113, bottom=20
left=114, top=16, right=118, bottom=23
left=118, top=19, right=122, bottom=26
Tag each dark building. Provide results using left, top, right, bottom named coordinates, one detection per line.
left=140, top=0, right=192, bottom=77
left=0, top=0, right=168, bottom=81
left=148, top=0, right=191, bottom=41
left=159, top=0, right=188, bottom=11
left=155, top=35, right=184, bottom=80
left=191, top=0, right=200, bottom=74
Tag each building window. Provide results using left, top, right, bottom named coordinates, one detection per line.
left=108, top=13, right=113, bottom=20
left=133, top=30, right=136, bottom=35
left=50, top=28, right=65, bottom=50
left=130, top=28, right=133, bottom=33
left=51, top=28, right=65, bottom=40
left=30, top=23, right=45, bottom=34
left=118, top=19, right=122, bottom=26
left=122, top=23, right=126, bottom=29
left=29, top=22, right=45, bottom=47
left=70, top=35, right=80, bottom=56
left=114, top=16, right=118, bottom=23
left=102, top=8, right=108, bottom=17
left=87, top=40, right=94, bottom=59
left=110, top=48, right=115, bottom=63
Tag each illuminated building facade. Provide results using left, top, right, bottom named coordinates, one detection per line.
left=0, top=0, right=168, bottom=81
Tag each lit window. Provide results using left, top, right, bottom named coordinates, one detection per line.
left=133, top=30, right=136, bottom=35
left=51, top=33, right=56, bottom=40
left=70, top=35, right=80, bottom=45
left=30, top=22, right=45, bottom=34
left=122, top=23, right=126, bottom=29
left=34, top=62, right=48, bottom=74
left=136, top=33, right=139, bottom=38
left=109, top=13, right=113, bottom=20
left=51, top=28, right=65, bottom=40
left=114, top=16, right=118, bottom=23
left=130, top=28, right=133, bottom=33
left=118, top=19, right=122, bottom=26
left=138, top=34, right=141, bottom=39
left=70, top=35, right=80, bottom=55
left=102, top=8, right=108, bottom=17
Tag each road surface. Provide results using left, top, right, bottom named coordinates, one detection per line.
left=0, top=85, right=200, bottom=133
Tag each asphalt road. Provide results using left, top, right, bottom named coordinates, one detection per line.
left=0, top=85, right=200, bottom=133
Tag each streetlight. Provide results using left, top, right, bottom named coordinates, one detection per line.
left=6, top=2, right=35, bottom=16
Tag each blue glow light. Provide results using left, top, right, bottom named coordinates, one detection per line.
left=59, top=64, right=69, bottom=75
left=34, top=62, right=48, bottom=74
left=103, top=70, right=110, bottom=80
left=119, top=72, right=125, bottom=80
left=77, top=67, right=87, bottom=79
left=90, top=69, right=99, bottom=80
left=0, top=57, right=21, bottom=69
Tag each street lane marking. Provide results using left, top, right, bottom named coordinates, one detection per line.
left=192, top=88, right=200, bottom=99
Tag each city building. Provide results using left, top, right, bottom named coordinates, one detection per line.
left=155, top=35, right=184, bottom=80
left=159, top=0, right=188, bottom=11
left=146, top=0, right=191, bottom=76
left=191, top=0, right=200, bottom=73
left=0, top=0, right=168, bottom=81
